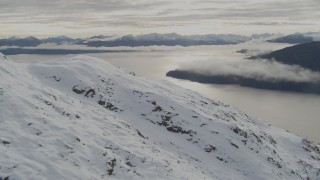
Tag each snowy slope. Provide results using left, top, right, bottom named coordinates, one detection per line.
left=0, top=54, right=319, bottom=180
left=0, top=52, right=7, bottom=60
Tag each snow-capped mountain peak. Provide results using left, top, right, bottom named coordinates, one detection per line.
left=0, top=54, right=319, bottom=180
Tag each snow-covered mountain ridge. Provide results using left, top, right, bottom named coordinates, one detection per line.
left=0, top=54, right=319, bottom=180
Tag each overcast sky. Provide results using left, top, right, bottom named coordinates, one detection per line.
left=0, top=0, right=319, bottom=37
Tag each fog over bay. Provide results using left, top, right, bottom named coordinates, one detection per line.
left=179, top=58, right=320, bottom=83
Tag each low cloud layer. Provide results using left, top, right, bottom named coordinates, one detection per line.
left=179, top=58, right=320, bottom=84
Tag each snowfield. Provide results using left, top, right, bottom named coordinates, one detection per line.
left=0, top=52, right=319, bottom=180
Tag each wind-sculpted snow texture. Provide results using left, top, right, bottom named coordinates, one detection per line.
left=0, top=54, right=319, bottom=180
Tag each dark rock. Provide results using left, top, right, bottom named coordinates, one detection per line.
left=98, top=100, right=106, bottom=105
left=52, top=76, right=61, bottom=82
left=232, top=127, right=248, bottom=138
left=85, top=89, right=96, bottom=98
left=152, top=106, right=163, bottom=112
left=204, top=145, right=216, bottom=153
left=252, top=133, right=262, bottom=144
left=230, top=142, right=239, bottom=149
left=126, top=161, right=134, bottom=167
left=105, top=102, right=120, bottom=112
left=216, top=157, right=224, bottom=161
left=267, top=157, right=282, bottom=168
left=0, top=140, right=10, bottom=145
left=72, top=85, right=86, bottom=94
left=166, top=126, right=191, bottom=134
left=0, top=176, right=10, bottom=180
left=136, top=130, right=148, bottom=139
left=161, top=115, right=171, bottom=121
left=107, top=158, right=117, bottom=176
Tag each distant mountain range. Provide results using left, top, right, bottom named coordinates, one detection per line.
left=0, top=36, right=42, bottom=47
left=251, top=41, right=320, bottom=71
left=0, top=33, right=272, bottom=48
left=267, top=32, right=320, bottom=44
left=0, top=36, right=80, bottom=47
left=2, top=32, right=320, bottom=48
left=0, top=48, right=138, bottom=55
left=0, top=35, right=104, bottom=47
left=81, top=33, right=252, bottom=47
left=41, top=36, right=82, bottom=44
left=268, top=33, right=314, bottom=44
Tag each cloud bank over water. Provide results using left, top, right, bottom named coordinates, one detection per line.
left=180, top=58, right=320, bottom=84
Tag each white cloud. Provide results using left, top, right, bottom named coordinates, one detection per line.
left=0, top=0, right=320, bottom=36
left=180, top=58, right=320, bottom=83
